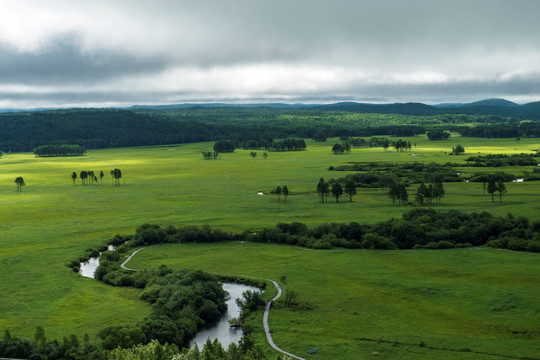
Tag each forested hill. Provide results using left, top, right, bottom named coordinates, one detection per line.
left=1, top=100, right=540, bottom=152
left=316, top=99, right=540, bottom=119
left=0, top=109, right=220, bottom=152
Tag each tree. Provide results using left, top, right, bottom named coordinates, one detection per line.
left=487, top=179, right=497, bottom=202
left=331, top=181, right=343, bottom=203
left=433, top=181, right=445, bottom=204
left=282, top=185, right=289, bottom=202
left=15, top=176, right=25, bottom=191
left=100, top=170, right=104, bottom=184
left=111, top=168, right=122, bottom=186
left=250, top=151, right=257, bottom=159
left=416, top=183, right=428, bottom=205
left=80, top=170, right=87, bottom=185
left=332, top=143, right=344, bottom=154
left=275, top=186, right=282, bottom=202
left=71, top=171, right=77, bottom=185
left=344, top=179, right=356, bottom=202
left=452, top=144, right=465, bottom=155
left=496, top=180, right=507, bottom=203
left=317, top=178, right=329, bottom=203
left=389, top=182, right=408, bottom=204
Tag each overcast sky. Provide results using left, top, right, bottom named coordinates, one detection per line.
left=1, top=0, right=540, bottom=108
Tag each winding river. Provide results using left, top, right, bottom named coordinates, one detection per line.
left=79, top=253, right=258, bottom=348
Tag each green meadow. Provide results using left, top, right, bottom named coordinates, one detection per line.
left=128, top=242, right=540, bottom=360
left=1, top=135, right=539, bottom=358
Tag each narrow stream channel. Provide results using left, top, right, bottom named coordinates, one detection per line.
left=79, top=251, right=259, bottom=348
left=189, top=282, right=260, bottom=349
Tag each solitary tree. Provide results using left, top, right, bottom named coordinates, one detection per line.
left=250, top=151, right=257, bottom=159
left=100, top=170, right=104, bottom=185
left=15, top=176, right=25, bottom=191
left=344, top=179, right=356, bottom=202
left=496, top=180, right=507, bottom=203
left=71, top=171, right=77, bottom=185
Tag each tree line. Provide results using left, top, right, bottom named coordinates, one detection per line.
left=34, top=144, right=86, bottom=157
left=2, top=106, right=539, bottom=153
left=94, top=209, right=540, bottom=253
left=71, top=169, right=122, bottom=185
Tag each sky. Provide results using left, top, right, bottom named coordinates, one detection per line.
left=1, top=0, right=540, bottom=109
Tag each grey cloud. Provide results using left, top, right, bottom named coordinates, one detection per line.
left=1, top=0, right=540, bottom=107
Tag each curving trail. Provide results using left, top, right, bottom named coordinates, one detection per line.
left=120, top=247, right=305, bottom=359
left=263, top=279, right=306, bottom=360
left=120, top=247, right=146, bottom=271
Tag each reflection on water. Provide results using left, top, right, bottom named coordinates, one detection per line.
left=79, top=245, right=116, bottom=278
left=190, top=283, right=260, bottom=349
left=79, top=256, right=100, bottom=278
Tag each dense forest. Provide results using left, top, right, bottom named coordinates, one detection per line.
left=1, top=102, right=540, bottom=152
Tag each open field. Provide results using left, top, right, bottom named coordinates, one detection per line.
left=127, top=242, right=540, bottom=360
left=1, top=135, right=540, bottom=354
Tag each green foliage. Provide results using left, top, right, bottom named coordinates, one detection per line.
left=34, top=144, right=86, bottom=157
left=268, top=139, right=306, bottom=152
left=451, top=144, right=465, bottom=154
left=213, top=140, right=235, bottom=153
left=465, top=153, right=540, bottom=166
left=236, top=290, right=265, bottom=317
left=105, top=339, right=179, bottom=360
left=14, top=176, right=25, bottom=191
left=426, top=130, right=451, bottom=140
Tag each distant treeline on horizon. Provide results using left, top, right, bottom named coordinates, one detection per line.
left=1, top=101, right=540, bottom=152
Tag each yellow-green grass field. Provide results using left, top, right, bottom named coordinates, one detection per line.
left=0, top=135, right=539, bottom=355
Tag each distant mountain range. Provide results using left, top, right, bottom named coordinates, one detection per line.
left=2, top=98, right=540, bottom=119
left=127, top=98, right=540, bottom=119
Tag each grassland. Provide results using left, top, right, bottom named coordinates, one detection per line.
left=1, top=135, right=539, bottom=357
left=128, top=242, right=540, bottom=360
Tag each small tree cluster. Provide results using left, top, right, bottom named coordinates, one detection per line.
left=33, top=144, right=86, bottom=157
left=451, top=144, right=465, bottom=155
left=426, top=130, right=451, bottom=140
left=77, top=170, right=103, bottom=185
left=202, top=151, right=219, bottom=159
left=331, top=143, right=351, bottom=154
left=487, top=179, right=507, bottom=203
left=392, top=139, right=412, bottom=152
left=213, top=140, right=235, bottom=153
left=317, top=178, right=356, bottom=203
left=388, top=182, right=408, bottom=204
left=268, top=139, right=306, bottom=152
left=415, top=181, right=445, bottom=205
left=111, top=168, right=122, bottom=186
left=272, top=185, right=289, bottom=202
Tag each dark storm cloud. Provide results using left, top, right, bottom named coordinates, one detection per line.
left=1, top=0, right=540, bottom=108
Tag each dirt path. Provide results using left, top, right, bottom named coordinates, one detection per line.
left=120, top=247, right=305, bottom=359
